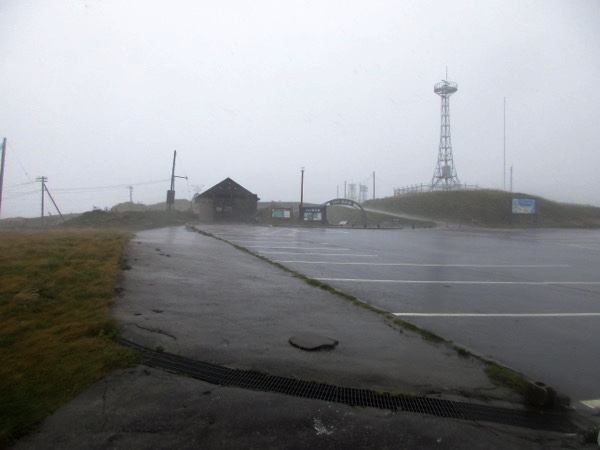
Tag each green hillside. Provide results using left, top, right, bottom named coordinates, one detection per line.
left=60, top=209, right=195, bottom=230
left=365, top=190, right=600, bottom=228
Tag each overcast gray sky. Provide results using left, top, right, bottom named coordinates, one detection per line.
left=1, top=0, right=599, bottom=218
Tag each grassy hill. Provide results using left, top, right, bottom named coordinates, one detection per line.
left=1, top=201, right=195, bottom=231
left=5, top=190, right=600, bottom=230
left=110, top=199, right=192, bottom=213
left=60, top=209, right=195, bottom=231
left=365, top=190, right=600, bottom=228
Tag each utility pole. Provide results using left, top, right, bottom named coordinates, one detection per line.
left=35, top=176, right=63, bottom=226
left=127, top=186, right=133, bottom=203
left=36, top=176, right=47, bottom=227
left=167, top=151, right=177, bottom=211
left=166, top=150, right=187, bottom=212
left=44, top=183, right=63, bottom=221
left=0, top=138, right=6, bottom=217
left=299, top=167, right=305, bottom=222
left=503, top=97, right=506, bottom=191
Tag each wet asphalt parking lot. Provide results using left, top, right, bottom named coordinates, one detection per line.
left=201, top=225, right=600, bottom=415
left=15, top=224, right=599, bottom=449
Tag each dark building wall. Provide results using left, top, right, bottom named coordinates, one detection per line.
left=194, top=178, right=259, bottom=223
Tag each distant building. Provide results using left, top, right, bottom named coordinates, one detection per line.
left=194, top=178, right=259, bottom=223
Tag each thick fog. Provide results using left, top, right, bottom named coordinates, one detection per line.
left=1, top=0, right=599, bottom=217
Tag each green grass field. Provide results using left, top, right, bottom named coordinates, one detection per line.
left=365, top=189, right=600, bottom=228
left=0, top=229, right=138, bottom=446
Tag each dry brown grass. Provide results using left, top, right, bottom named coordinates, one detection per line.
left=0, top=229, right=137, bottom=446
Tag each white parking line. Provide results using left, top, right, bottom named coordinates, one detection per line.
left=245, top=246, right=350, bottom=250
left=233, top=240, right=301, bottom=244
left=261, top=252, right=378, bottom=257
left=315, top=278, right=600, bottom=285
left=555, top=243, right=600, bottom=251
left=277, top=261, right=569, bottom=267
left=393, top=312, right=600, bottom=317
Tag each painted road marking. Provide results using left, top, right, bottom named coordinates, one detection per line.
left=315, top=278, right=600, bottom=285
left=277, top=261, right=569, bottom=267
left=555, top=242, right=600, bottom=251
left=393, top=312, right=600, bottom=317
left=260, top=252, right=378, bottom=257
left=232, top=239, right=302, bottom=243
left=244, top=246, right=350, bottom=250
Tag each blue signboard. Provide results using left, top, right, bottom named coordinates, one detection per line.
left=512, top=198, right=537, bottom=214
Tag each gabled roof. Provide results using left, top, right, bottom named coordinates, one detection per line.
left=197, top=178, right=258, bottom=199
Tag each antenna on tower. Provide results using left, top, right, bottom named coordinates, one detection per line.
left=430, top=74, right=461, bottom=191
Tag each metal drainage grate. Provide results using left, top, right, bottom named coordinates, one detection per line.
left=117, top=338, right=577, bottom=433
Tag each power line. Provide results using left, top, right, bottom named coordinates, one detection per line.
left=3, top=189, right=39, bottom=199
left=52, top=178, right=170, bottom=193
left=4, top=181, right=37, bottom=190
left=6, top=140, right=34, bottom=182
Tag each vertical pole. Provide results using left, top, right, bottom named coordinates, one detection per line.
left=344, top=180, right=347, bottom=198
left=372, top=171, right=375, bottom=200
left=300, top=167, right=304, bottom=206
left=0, top=138, right=6, bottom=217
left=510, top=165, right=513, bottom=192
left=299, top=167, right=304, bottom=222
left=170, top=151, right=177, bottom=192
left=41, top=178, right=45, bottom=227
left=37, top=176, right=47, bottom=227
left=168, top=150, right=176, bottom=212
left=503, top=97, right=506, bottom=191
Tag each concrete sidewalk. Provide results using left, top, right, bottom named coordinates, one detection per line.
left=13, top=226, right=589, bottom=449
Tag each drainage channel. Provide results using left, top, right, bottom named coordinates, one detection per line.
left=117, top=338, right=577, bottom=433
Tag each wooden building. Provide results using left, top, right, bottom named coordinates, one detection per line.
left=194, top=178, right=259, bottom=223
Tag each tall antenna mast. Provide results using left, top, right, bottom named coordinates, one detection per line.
left=430, top=75, right=461, bottom=190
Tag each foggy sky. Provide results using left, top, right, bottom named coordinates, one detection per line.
left=1, top=0, right=599, bottom=218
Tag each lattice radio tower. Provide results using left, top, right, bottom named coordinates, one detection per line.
left=430, top=77, right=461, bottom=190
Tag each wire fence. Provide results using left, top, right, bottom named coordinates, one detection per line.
left=393, top=183, right=480, bottom=195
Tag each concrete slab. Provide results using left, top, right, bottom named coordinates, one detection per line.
left=112, top=226, right=517, bottom=401
left=13, top=367, right=583, bottom=450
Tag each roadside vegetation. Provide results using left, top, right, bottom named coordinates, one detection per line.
left=365, top=189, right=600, bottom=228
left=60, top=209, right=195, bottom=230
left=0, top=229, right=138, bottom=446
left=0, top=202, right=195, bottom=231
